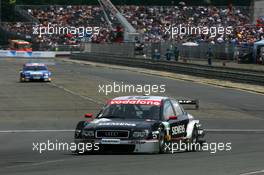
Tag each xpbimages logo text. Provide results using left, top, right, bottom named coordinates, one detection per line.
left=164, top=24, right=233, bottom=39
left=32, top=140, right=99, bottom=154
left=164, top=140, right=232, bottom=154
left=32, top=23, right=100, bottom=38
left=98, top=82, right=166, bottom=95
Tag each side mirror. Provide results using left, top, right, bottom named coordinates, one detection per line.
left=168, top=116, right=177, bottom=120
left=84, top=113, right=93, bottom=118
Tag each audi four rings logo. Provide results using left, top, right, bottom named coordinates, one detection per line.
left=105, top=131, right=119, bottom=137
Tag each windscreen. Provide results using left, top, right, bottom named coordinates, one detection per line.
left=23, top=66, right=47, bottom=71
left=98, top=102, right=161, bottom=120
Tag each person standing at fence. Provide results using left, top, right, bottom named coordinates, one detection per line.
left=207, top=47, right=213, bottom=65
left=165, top=48, right=172, bottom=61
left=152, top=49, right=160, bottom=60
left=174, top=46, right=179, bottom=61
left=259, top=56, right=263, bottom=64
left=261, top=47, right=264, bottom=65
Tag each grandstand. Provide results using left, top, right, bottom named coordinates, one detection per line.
left=0, top=0, right=262, bottom=54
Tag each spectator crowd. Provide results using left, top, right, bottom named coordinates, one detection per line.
left=1, top=2, right=263, bottom=50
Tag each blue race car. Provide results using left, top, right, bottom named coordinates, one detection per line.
left=20, top=63, right=51, bottom=82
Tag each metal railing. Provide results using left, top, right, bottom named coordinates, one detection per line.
left=71, top=52, right=264, bottom=85
left=148, top=42, right=237, bottom=60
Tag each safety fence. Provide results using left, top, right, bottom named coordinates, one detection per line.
left=83, top=43, right=135, bottom=57
left=82, top=42, right=241, bottom=60
left=71, top=52, right=264, bottom=85
left=0, top=50, right=55, bottom=57
left=144, top=42, right=237, bottom=60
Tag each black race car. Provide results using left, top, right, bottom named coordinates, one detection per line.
left=74, top=96, right=205, bottom=153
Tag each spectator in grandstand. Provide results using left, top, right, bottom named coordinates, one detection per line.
left=2, top=4, right=263, bottom=50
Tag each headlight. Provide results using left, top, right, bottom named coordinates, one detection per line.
left=133, top=130, right=149, bottom=138
left=43, top=73, right=49, bottom=76
left=82, top=130, right=94, bottom=137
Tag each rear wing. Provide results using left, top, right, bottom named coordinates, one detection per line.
left=177, top=99, right=199, bottom=109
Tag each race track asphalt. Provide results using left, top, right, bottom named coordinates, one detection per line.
left=0, top=58, right=263, bottom=175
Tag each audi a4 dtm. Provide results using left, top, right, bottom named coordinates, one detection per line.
left=20, top=63, right=51, bottom=82
left=74, top=96, right=205, bottom=153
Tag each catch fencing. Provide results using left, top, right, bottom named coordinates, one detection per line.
left=81, top=42, right=238, bottom=60
left=145, top=42, right=236, bottom=60
left=71, top=52, right=264, bottom=85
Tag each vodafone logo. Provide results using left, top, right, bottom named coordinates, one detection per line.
left=110, top=100, right=161, bottom=106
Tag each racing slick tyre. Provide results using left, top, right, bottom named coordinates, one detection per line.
left=186, top=125, right=199, bottom=152
left=159, top=130, right=170, bottom=154
left=19, top=77, right=24, bottom=82
left=73, top=121, right=85, bottom=155
left=75, top=121, right=85, bottom=132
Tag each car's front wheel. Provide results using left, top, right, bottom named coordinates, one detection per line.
left=186, top=125, right=199, bottom=152
left=159, top=130, right=170, bottom=154
left=73, top=121, right=85, bottom=154
left=19, top=76, right=24, bottom=82
left=74, top=121, right=85, bottom=139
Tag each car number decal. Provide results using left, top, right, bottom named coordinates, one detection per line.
left=171, top=125, right=185, bottom=135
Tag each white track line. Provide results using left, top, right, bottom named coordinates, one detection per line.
left=5, top=158, right=80, bottom=169
left=205, top=129, right=264, bottom=133
left=240, top=169, right=264, bottom=175
left=0, top=129, right=74, bottom=133
left=0, top=129, right=264, bottom=133
left=49, top=83, right=104, bottom=105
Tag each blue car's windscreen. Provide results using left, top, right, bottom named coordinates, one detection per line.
left=23, top=66, right=47, bottom=71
